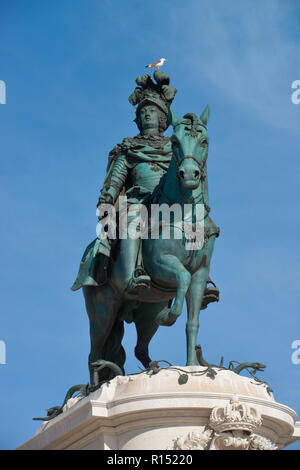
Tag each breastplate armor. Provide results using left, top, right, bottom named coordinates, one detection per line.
left=130, top=162, right=165, bottom=192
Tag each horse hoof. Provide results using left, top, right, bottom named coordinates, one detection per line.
left=155, top=309, right=169, bottom=326
left=166, top=313, right=178, bottom=326
left=156, top=310, right=177, bottom=326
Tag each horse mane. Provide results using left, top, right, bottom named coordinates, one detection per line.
left=183, top=113, right=199, bottom=126
left=182, top=113, right=202, bottom=135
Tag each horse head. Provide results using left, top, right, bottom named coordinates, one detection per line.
left=168, top=106, right=210, bottom=191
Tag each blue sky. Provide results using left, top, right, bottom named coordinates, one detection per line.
left=1, top=0, right=300, bottom=450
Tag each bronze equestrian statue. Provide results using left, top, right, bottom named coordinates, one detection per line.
left=72, top=71, right=219, bottom=385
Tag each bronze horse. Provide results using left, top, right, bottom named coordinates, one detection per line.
left=82, top=107, right=219, bottom=384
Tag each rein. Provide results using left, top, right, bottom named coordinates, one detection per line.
left=174, top=154, right=205, bottom=171
left=159, top=152, right=209, bottom=212
left=172, top=152, right=208, bottom=183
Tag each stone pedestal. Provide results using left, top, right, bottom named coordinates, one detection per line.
left=18, top=366, right=300, bottom=450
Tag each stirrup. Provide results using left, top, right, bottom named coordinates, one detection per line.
left=125, top=267, right=151, bottom=294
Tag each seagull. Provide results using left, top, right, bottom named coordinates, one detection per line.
left=145, top=58, right=167, bottom=69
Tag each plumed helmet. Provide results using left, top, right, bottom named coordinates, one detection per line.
left=129, top=70, right=177, bottom=120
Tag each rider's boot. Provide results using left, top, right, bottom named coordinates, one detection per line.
left=119, top=237, right=151, bottom=294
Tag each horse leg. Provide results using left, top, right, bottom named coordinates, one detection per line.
left=185, top=236, right=216, bottom=365
left=83, top=285, right=121, bottom=385
left=101, top=317, right=126, bottom=379
left=154, top=255, right=191, bottom=326
left=185, top=267, right=208, bottom=365
left=134, top=301, right=169, bottom=368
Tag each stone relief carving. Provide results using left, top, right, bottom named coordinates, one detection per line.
left=209, top=431, right=278, bottom=450
left=166, top=430, right=213, bottom=450
left=249, top=434, right=278, bottom=450
left=209, top=395, right=262, bottom=433
left=209, top=430, right=250, bottom=450
left=166, top=396, right=278, bottom=450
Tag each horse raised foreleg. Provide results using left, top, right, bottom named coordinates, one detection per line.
left=154, top=255, right=191, bottom=326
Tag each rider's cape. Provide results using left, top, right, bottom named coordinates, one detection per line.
left=71, top=137, right=172, bottom=291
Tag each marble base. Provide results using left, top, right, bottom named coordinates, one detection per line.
left=17, top=366, right=300, bottom=450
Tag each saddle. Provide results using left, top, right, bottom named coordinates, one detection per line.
left=94, top=211, right=220, bottom=309
left=133, top=233, right=220, bottom=309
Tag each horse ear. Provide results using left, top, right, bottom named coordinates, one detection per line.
left=200, top=105, right=210, bottom=126
left=168, top=107, right=179, bottom=126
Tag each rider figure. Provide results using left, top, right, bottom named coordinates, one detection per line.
left=71, top=71, right=177, bottom=293
left=98, top=72, right=177, bottom=293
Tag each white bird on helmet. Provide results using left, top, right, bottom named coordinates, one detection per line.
left=145, top=58, right=167, bottom=69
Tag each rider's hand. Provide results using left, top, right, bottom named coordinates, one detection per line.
left=97, top=188, right=116, bottom=220
left=106, top=187, right=118, bottom=204
left=103, top=194, right=114, bottom=205
left=98, top=190, right=114, bottom=206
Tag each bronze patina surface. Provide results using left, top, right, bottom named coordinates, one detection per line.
left=72, top=71, right=220, bottom=385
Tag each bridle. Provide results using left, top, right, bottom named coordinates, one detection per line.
left=159, top=121, right=210, bottom=211
left=170, top=139, right=209, bottom=211
left=160, top=152, right=209, bottom=210
left=173, top=154, right=208, bottom=181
